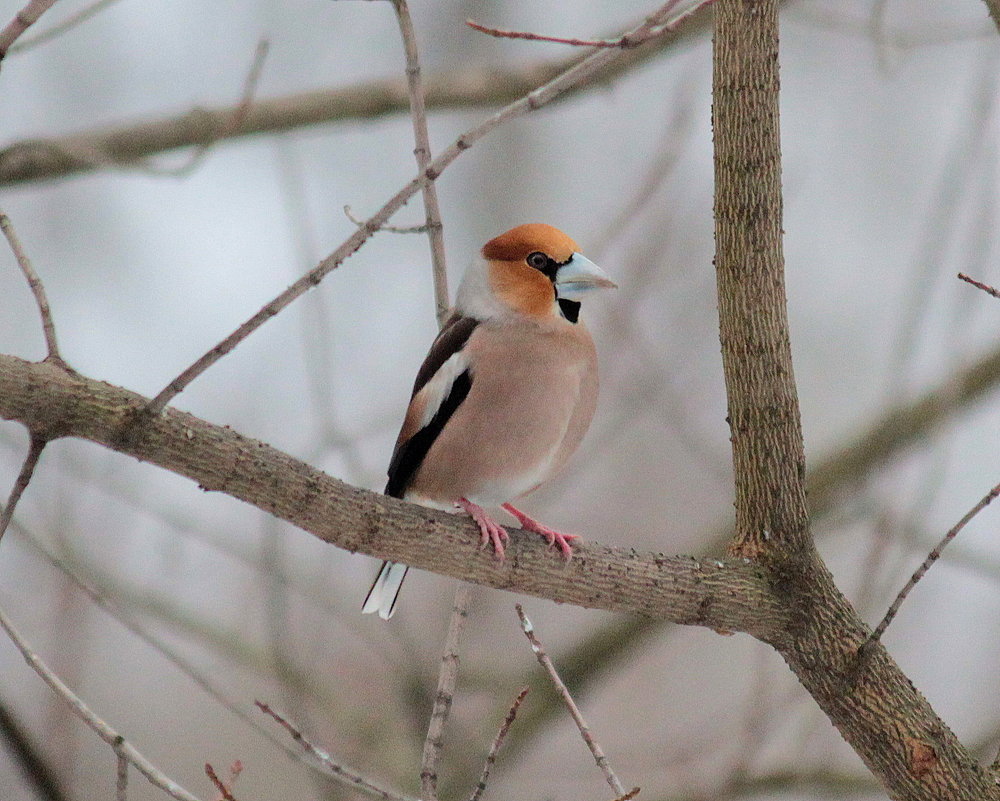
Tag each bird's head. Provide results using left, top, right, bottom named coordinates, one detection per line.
left=456, top=223, right=616, bottom=323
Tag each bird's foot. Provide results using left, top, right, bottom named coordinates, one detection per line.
left=502, top=503, right=578, bottom=558
left=457, top=498, right=509, bottom=559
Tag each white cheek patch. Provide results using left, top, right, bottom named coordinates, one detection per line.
left=417, top=349, right=471, bottom=429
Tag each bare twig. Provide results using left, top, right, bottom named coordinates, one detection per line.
left=0, top=5, right=717, bottom=188
left=0, top=435, right=45, bottom=545
left=515, top=604, right=626, bottom=797
left=866, top=481, right=1000, bottom=646
left=466, top=0, right=703, bottom=49
left=142, top=0, right=705, bottom=416
left=466, top=19, right=629, bottom=48
left=204, top=764, right=236, bottom=801
left=7, top=0, right=120, bottom=54
left=8, top=517, right=329, bottom=768
left=116, top=754, right=129, bottom=801
left=959, top=272, right=1000, bottom=299
left=255, top=701, right=417, bottom=801
left=390, top=0, right=449, bottom=324
left=344, top=204, right=428, bottom=234
left=0, top=604, right=205, bottom=801
left=421, top=583, right=472, bottom=800
left=1, top=212, right=63, bottom=365
left=468, top=687, right=529, bottom=801
left=0, top=0, right=58, bottom=62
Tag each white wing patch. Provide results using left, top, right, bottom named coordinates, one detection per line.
left=416, top=349, right=471, bottom=429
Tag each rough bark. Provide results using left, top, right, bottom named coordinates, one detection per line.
left=711, top=1, right=999, bottom=798
left=0, top=353, right=785, bottom=639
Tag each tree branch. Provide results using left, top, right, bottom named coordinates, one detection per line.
left=420, top=584, right=471, bottom=800
left=0, top=353, right=787, bottom=637
left=0, top=604, right=205, bottom=801
left=0, top=0, right=57, bottom=63
left=1, top=211, right=64, bottom=366
left=390, top=0, right=449, bottom=324
left=0, top=7, right=714, bottom=188
left=497, top=337, right=1000, bottom=763
left=711, top=2, right=998, bottom=798
left=713, top=0, right=807, bottom=559
left=140, top=0, right=714, bottom=416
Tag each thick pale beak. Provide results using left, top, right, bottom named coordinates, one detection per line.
left=554, top=253, right=617, bottom=299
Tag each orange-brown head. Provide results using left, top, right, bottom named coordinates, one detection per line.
left=457, top=224, right=616, bottom=322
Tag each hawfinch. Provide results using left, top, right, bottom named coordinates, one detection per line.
left=362, top=223, right=616, bottom=619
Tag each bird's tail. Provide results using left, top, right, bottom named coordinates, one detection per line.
left=362, top=561, right=409, bottom=620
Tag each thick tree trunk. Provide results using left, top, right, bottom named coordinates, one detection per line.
left=711, top=2, right=999, bottom=798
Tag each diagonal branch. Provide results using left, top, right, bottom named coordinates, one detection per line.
left=1, top=211, right=64, bottom=366
left=0, top=6, right=716, bottom=188
left=467, top=687, right=528, bottom=801
left=499, top=338, right=1000, bottom=763
left=0, top=0, right=57, bottom=63
left=866, top=480, right=1000, bottom=645
left=140, top=1, right=712, bottom=417
left=0, top=353, right=787, bottom=638
left=0, top=604, right=205, bottom=801
left=256, top=702, right=413, bottom=801
left=0, top=434, right=45, bottom=544
left=516, top=604, right=627, bottom=797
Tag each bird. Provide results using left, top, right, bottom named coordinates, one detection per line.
left=362, top=223, right=616, bottom=619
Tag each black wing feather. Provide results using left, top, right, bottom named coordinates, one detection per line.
left=384, top=314, right=479, bottom=498
left=385, top=369, right=472, bottom=498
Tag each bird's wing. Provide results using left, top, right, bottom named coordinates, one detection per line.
left=385, top=314, right=479, bottom=498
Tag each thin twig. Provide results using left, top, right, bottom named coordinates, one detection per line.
left=0, top=604, right=205, bottom=801
left=866, top=480, right=1000, bottom=646
left=7, top=0, right=120, bottom=54
left=8, top=517, right=334, bottom=777
left=466, top=0, right=695, bottom=49
left=255, top=701, right=417, bottom=801
left=116, top=754, right=129, bottom=801
left=391, top=0, right=449, bottom=324
left=958, top=272, right=1000, bottom=299
left=466, top=19, right=627, bottom=48
left=142, top=0, right=708, bottom=416
left=421, top=583, right=472, bottom=800
left=515, top=604, right=626, bottom=797
left=344, top=204, right=428, bottom=234
left=1, top=212, right=63, bottom=365
left=204, top=764, right=236, bottom=801
left=468, top=687, right=529, bottom=801
left=0, top=0, right=58, bottom=62
left=1, top=3, right=717, bottom=188
left=0, top=435, right=46, bottom=545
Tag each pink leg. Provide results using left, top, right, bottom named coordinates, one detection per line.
left=457, top=498, right=509, bottom=559
left=502, top=503, right=578, bottom=558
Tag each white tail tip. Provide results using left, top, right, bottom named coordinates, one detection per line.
left=362, top=561, right=409, bottom=620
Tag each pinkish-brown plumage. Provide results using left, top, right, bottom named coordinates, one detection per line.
left=363, top=224, right=616, bottom=619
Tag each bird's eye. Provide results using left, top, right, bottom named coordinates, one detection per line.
left=526, top=252, right=549, bottom=270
